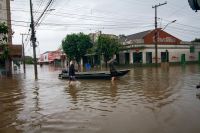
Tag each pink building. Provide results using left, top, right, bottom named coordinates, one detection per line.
left=38, top=49, right=66, bottom=67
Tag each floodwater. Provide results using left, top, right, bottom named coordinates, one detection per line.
left=0, top=64, right=200, bottom=133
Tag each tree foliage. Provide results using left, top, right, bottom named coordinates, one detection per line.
left=25, top=56, right=33, bottom=64
left=96, top=35, right=122, bottom=66
left=62, top=33, right=93, bottom=64
left=0, top=22, right=9, bottom=60
left=192, top=38, right=200, bottom=42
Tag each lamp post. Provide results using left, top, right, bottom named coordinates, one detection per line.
left=162, top=20, right=177, bottom=30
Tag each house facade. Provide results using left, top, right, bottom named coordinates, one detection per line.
left=118, top=29, right=200, bottom=65
left=0, top=0, right=22, bottom=74
left=38, top=49, right=66, bottom=67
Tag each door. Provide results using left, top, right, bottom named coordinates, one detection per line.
left=181, top=54, right=186, bottom=64
left=161, top=50, right=169, bottom=63
left=198, top=52, right=200, bottom=64
left=125, top=53, right=130, bottom=64
left=146, top=52, right=152, bottom=63
left=133, top=52, right=143, bottom=63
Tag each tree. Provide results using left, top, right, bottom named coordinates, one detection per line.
left=96, top=35, right=122, bottom=67
left=25, top=56, right=34, bottom=64
left=192, top=38, right=200, bottom=42
left=62, top=33, right=93, bottom=67
left=0, top=22, right=9, bottom=65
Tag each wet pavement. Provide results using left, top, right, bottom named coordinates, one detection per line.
left=0, top=64, right=200, bottom=133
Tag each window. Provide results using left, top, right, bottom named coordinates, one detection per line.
left=190, top=46, right=195, bottom=53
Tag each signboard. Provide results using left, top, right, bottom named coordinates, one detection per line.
left=153, top=36, right=176, bottom=43
left=144, top=29, right=181, bottom=44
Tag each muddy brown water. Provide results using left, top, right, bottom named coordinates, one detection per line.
left=0, top=64, right=200, bottom=133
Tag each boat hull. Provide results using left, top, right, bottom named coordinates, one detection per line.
left=59, top=69, right=130, bottom=79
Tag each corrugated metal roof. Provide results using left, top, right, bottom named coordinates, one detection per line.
left=126, top=30, right=152, bottom=41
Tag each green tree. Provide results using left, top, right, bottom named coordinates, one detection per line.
left=96, top=35, right=122, bottom=67
left=62, top=33, right=93, bottom=67
left=25, top=56, right=33, bottom=64
left=192, top=38, right=200, bottom=42
left=0, top=22, right=9, bottom=62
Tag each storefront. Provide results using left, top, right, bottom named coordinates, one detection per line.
left=119, top=29, right=200, bottom=65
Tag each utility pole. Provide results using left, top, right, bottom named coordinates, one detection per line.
left=30, top=0, right=38, bottom=79
left=152, top=2, right=167, bottom=66
left=20, top=33, right=29, bottom=73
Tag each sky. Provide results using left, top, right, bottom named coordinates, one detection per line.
left=10, top=0, right=200, bottom=57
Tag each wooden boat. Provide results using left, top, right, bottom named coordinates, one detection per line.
left=58, top=69, right=130, bottom=79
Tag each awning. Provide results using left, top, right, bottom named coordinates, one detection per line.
left=8, top=45, right=22, bottom=58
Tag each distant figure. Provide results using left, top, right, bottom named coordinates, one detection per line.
left=69, top=60, right=76, bottom=85
left=108, top=58, right=117, bottom=82
left=85, top=63, right=91, bottom=71
left=196, top=83, right=200, bottom=89
left=196, top=83, right=200, bottom=98
left=94, top=64, right=97, bottom=71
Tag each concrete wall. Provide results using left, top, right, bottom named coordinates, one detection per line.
left=119, top=43, right=200, bottom=64
left=0, top=0, right=7, bottom=22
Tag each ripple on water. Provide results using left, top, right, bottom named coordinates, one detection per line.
left=1, top=65, right=200, bottom=133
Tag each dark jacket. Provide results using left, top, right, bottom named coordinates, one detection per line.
left=69, top=64, right=75, bottom=76
left=109, top=61, right=117, bottom=77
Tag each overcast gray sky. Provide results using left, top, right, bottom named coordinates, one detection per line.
left=10, top=0, right=200, bottom=56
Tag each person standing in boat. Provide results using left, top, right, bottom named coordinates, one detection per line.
left=69, top=60, right=76, bottom=85
left=108, top=57, right=117, bottom=82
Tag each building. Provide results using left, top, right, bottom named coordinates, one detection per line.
left=0, top=0, right=22, bottom=75
left=38, top=49, right=66, bottom=67
left=89, top=31, right=118, bottom=43
left=118, top=29, right=200, bottom=65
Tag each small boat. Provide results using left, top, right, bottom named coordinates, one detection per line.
left=58, top=69, right=130, bottom=79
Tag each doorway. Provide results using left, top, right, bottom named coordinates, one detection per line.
left=146, top=52, right=152, bottom=63
left=133, top=52, right=143, bottom=63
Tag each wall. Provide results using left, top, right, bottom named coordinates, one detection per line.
left=119, top=43, right=200, bottom=65
left=144, top=29, right=181, bottom=45
left=0, top=0, right=7, bottom=22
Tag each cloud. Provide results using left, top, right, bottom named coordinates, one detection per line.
left=10, top=0, right=200, bottom=56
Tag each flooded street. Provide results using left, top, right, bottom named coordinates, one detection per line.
left=1, top=64, right=200, bottom=133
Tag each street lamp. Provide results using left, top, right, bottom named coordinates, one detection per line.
left=162, top=20, right=176, bottom=30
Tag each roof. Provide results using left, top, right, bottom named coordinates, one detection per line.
left=42, top=51, right=53, bottom=54
left=126, top=30, right=152, bottom=41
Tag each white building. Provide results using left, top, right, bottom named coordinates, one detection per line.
left=118, top=29, right=200, bottom=65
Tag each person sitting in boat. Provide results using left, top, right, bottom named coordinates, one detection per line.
left=108, top=58, right=118, bottom=82
left=69, top=60, right=76, bottom=85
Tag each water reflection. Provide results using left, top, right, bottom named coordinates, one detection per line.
left=67, top=86, right=78, bottom=103
left=0, top=77, right=24, bottom=132
left=1, top=65, right=200, bottom=133
left=110, top=82, right=118, bottom=98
